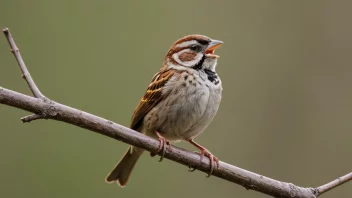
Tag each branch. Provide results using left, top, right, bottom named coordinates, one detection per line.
left=3, top=28, right=45, bottom=99
left=3, top=28, right=46, bottom=122
left=314, top=172, right=352, bottom=196
left=1, top=28, right=351, bottom=198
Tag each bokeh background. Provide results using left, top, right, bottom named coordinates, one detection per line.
left=0, top=1, right=351, bottom=197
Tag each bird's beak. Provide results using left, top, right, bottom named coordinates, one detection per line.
left=205, top=39, right=223, bottom=58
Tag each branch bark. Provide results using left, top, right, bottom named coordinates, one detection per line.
left=3, top=28, right=45, bottom=99
left=1, top=28, right=351, bottom=198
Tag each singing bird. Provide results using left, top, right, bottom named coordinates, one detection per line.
left=106, top=35, right=223, bottom=186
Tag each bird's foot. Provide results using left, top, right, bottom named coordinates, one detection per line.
left=150, top=131, right=172, bottom=162
left=200, top=149, right=219, bottom=177
left=188, top=140, right=220, bottom=177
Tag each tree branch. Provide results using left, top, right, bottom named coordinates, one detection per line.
left=3, top=28, right=45, bottom=99
left=3, top=28, right=46, bottom=122
left=314, top=172, right=352, bottom=197
left=1, top=28, right=351, bottom=198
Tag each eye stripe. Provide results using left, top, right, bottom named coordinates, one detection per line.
left=175, top=40, right=198, bottom=48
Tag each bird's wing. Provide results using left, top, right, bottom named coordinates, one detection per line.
left=130, top=68, right=176, bottom=130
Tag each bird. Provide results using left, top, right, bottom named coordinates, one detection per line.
left=105, top=35, right=223, bottom=187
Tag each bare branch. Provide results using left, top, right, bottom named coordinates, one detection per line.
left=0, top=86, right=318, bottom=198
left=2, top=28, right=45, bottom=99
left=314, top=172, right=352, bottom=196
left=1, top=28, right=351, bottom=198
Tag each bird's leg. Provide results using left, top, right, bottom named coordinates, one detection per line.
left=156, top=132, right=172, bottom=152
left=188, top=139, right=219, bottom=177
left=150, top=131, right=172, bottom=162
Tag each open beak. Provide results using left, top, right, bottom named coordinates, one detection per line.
left=205, top=39, right=223, bottom=58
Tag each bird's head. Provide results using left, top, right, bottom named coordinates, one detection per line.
left=164, top=35, right=222, bottom=71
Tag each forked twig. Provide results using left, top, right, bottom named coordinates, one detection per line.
left=3, top=28, right=45, bottom=99
left=3, top=28, right=45, bottom=121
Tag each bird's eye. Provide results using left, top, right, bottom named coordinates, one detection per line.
left=190, top=45, right=201, bottom=52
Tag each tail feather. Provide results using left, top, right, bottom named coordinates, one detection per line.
left=105, top=147, right=144, bottom=187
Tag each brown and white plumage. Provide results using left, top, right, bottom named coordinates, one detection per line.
left=106, top=35, right=223, bottom=186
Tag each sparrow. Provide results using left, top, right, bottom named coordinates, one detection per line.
left=105, top=35, right=223, bottom=187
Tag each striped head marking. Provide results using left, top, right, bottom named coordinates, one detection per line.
left=164, top=35, right=223, bottom=70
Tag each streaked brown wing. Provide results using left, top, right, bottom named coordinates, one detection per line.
left=130, top=69, right=175, bottom=130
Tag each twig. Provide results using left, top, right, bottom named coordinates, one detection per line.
left=21, top=114, right=45, bottom=123
left=1, top=28, right=351, bottom=198
left=3, top=28, right=45, bottom=99
left=3, top=28, right=46, bottom=120
left=314, top=172, right=352, bottom=196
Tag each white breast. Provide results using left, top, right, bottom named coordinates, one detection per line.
left=143, top=69, right=222, bottom=141
left=183, top=70, right=222, bottom=140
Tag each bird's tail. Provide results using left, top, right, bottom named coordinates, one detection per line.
left=105, top=146, right=144, bottom=187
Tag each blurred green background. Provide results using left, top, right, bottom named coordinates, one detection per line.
left=1, top=1, right=351, bottom=197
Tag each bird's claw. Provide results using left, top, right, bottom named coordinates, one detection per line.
left=157, top=137, right=167, bottom=162
left=190, top=150, right=219, bottom=177
left=204, top=151, right=219, bottom=178
left=150, top=132, right=172, bottom=162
